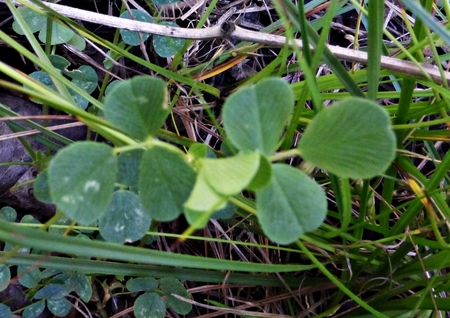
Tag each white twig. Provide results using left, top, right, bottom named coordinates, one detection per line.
left=3, top=0, right=450, bottom=85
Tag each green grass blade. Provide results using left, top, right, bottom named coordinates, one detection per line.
left=367, top=0, right=384, bottom=101
left=0, top=221, right=316, bottom=273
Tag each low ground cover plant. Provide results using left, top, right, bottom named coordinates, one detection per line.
left=0, top=0, right=449, bottom=317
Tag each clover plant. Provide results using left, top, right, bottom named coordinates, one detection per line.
left=28, top=55, right=98, bottom=109
left=33, top=76, right=396, bottom=245
left=0, top=208, right=94, bottom=317
left=12, top=6, right=85, bottom=49
left=120, top=10, right=185, bottom=57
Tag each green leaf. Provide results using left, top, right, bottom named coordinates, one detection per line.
left=28, top=71, right=55, bottom=105
left=298, top=98, right=396, bottom=179
left=38, top=22, right=75, bottom=45
left=126, top=277, right=158, bottom=292
left=48, top=142, right=118, bottom=225
left=222, top=78, right=294, bottom=155
left=120, top=10, right=153, bottom=46
left=187, top=143, right=209, bottom=162
left=0, top=265, right=10, bottom=292
left=201, top=152, right=261, bottom=196
left=66, top=33, right=86, bottom=51
left=40, top=268, right=61, bottom=279
left=134, top=292, right=166, bottom=318
left=159, top=277, right=192, bottom=315
left=23, top=300, right=45, bottom=318
left=29, top=70, right=94, bottom=109
left=139, top=144, right=196, bottom=222
left=46, top=298, right=72, bottom=317
left=0, top=304, right=12, bottom=318
left=0, top=207, right=16, bottom=223
left=256, top=164, right=327, bottom=244
left=12, top=7, right=46, bottom=34
left=18, top=265, right=41, bottom=288
left=34, top=284, right=69, bottom=300
left=104, top=76, right=169, bottom=140
left=68, top=65, right=98, bottom=109
left=72, top=272, right=92, bottom=303
left=117, top=149, right=144, bottom=190
left=211, top=203, right=237, bottom=220
left=153, top=0, right=180, bottom=5
left=184, top=171, right=227, bottom=227
left=99, top=190, right=151, bottom=244
left=48, top=215, right=72, bottom=235
left=4, top=243, right=29, bottom=254
left=153, top=22, right=185, bottom=57
left=34, top=170, right=53, bottom=204
left=21, top=215, right=42, bottom=225
left=246, top=154, right=272, bottom=191
left=48, top=55, right=70, bottom=71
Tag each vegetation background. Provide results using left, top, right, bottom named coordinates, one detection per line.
left=0, top=0, right=449, bottom=317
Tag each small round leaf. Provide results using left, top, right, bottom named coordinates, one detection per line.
left=139, top=144, right=196, bottom=222
left=72, top=272, right=92, bottom=303
left=256, top=164, right=327, bottom=244
left=48, top=142, right=117, bottom=225
left=99, top=190, right=151, bottom=244
left=0, top=304, right=12, bottom=318
left=38, top=22, right=75, bottom=45
left=12, top=7, right=46, bottom=34
left=34, top=170, right=52, bottom=204
left=120, top=10, right=153, bottom=46
left=47, top=297, right=72, bottom=317
left=153, top=0, right=180, bottom=5
left=153, top=22, right=185, bottom=57
left=159, top=277, right=192, bottom=315
left=222, top=78, right=294, bottom=155
left=184, top=171, right=227, bottom=227
left=0, top=265, right=10, bottom=292
left=202, top=152, right=261, bottom=196
left=18, top=265, right=40, bottom=288
left=298, top=98, right=396, bottom=179
left=0, top=207, right=16, bottom=222
left=126, top=277, right=158, bottom=293
left=117, top=149, right=144, bottom=190
left=34, top=284, right=68, bottom=300
left=104, top=76, right=169, bottom=140
left=23, top=300, right=45, bottom=318
left=134, top=293, right=166, bottom=318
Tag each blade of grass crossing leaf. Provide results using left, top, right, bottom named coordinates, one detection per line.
left=15, top=1, right=219, bottom=97
left=0, top=253, right=303, bottom=287
left=0, top=30, right=103, bottom=110
left=367, top=0, right=383, bottom=101
left=5, top=0, right=74, bottom=104
left=0, top=73, right=135, bottom=145
left=0, top=221, right=316, bottom=273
